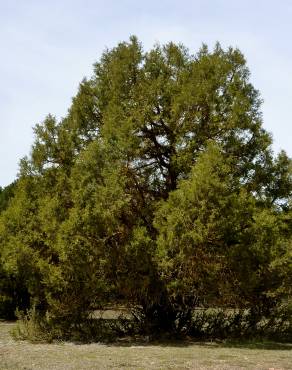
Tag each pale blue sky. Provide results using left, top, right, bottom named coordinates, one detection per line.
left=1, top=0, right=291, bottom=186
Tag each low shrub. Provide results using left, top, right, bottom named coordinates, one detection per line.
left=187, top=304, right=292, bottom=341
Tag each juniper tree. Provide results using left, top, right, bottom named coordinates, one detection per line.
left=0, top=37, right=291, bottom=337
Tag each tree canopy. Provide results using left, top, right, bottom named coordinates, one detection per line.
left=0, top=37, right=291, bottom=339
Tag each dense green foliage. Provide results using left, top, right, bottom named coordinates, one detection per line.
left=0, top=182, right=16, bottom=213
left=1, top=37, right=291, bottom=339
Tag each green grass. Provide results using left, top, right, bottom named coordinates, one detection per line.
left=1, top=321, right=292, bottom=369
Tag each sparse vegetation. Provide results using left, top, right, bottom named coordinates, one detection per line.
left=1, top=321, right=292, bottom=369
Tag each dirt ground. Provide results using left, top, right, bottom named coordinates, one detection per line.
left=1, top=321, right=292, bottom=369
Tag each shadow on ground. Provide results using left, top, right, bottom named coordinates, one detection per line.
left=104, top=337, right=292, bottom=351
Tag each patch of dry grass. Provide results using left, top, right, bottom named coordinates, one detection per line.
left=1, top=321, right=292, bottom=369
